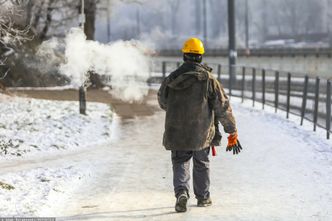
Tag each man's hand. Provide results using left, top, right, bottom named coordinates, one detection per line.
left=226, top=132, right=242, bottom=155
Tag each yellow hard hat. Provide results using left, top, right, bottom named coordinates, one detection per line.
left=182, top=38, right=205, bottom=55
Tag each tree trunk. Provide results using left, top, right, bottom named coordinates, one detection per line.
left=39, top=0, right=55, bottom=40
left=79, top=0, right=97, bottom=40
left=25, top=0, right=33, bottom=26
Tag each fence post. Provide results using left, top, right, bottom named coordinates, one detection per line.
left=326, top=80, right=331, bottom=139
left=252, top=68, right=256, bottom=107
left=217, top=64, right=221, bottom=82
left=241, top=66, right=245, bottom=103
left=286, top=72, right=291, bottom=119
left=262, top=69, right=266, bottom=109
left=274, top=71, right=279, bottom=113
left=162, top=61, right=166, bottom=79
left=301, top=75, right=309, bottom=125
left=313, top=77, right=320, bottom=131
left=79, top=86, right=86, bottom=115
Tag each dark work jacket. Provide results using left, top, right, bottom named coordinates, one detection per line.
left=158, top=61, right=237, bottom=151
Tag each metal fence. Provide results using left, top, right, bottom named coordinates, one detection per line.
left=158, top=48, right=332, bottom=57
left=150, top=60, right=332, bottom=139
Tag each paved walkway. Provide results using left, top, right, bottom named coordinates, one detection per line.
left=7, top=89, right=332, bottom=220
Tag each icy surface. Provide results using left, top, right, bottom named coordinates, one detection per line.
left=1, top=95, right=332, bottom=220
left=52, top=99, right=332, bottom=220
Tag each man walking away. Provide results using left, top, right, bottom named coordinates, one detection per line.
left=158, top=38, right=242, bottom=212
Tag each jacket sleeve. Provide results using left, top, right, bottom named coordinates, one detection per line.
left=208, top=77, right=237, bottom=134
left=157, top=77, right=170, bottom=111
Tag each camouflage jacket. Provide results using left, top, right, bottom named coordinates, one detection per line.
left=158, top=61, right=237, bottom=151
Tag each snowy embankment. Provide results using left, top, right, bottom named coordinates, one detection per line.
left=0, top=93, right=112, bottom=216
left=0, top=94, right=111, bottom=158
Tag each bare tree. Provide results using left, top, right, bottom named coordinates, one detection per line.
left=0, top=0, right=31, bottom=82
left=26, top=0, right=81, bottom=41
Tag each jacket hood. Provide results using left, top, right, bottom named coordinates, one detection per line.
left=167, top=62, right=212, bottom=90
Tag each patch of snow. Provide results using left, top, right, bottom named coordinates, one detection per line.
left=0, top=94, right=112, bottom=158
left=0, top=166, right=86, bottom=216
left=7, top=86, right=76, bottom=91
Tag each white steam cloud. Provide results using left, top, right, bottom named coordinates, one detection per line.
left=38, top=28, right=151, bottom=103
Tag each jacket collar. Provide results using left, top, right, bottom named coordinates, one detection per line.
left=182, top=61, right=213, bottom=73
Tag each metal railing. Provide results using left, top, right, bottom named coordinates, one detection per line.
left=157, top=48, right=332, bottom=57
left=150, top=61, right=332, bottom=139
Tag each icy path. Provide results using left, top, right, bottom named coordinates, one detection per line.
left=35, top=98, right=332, bottom=221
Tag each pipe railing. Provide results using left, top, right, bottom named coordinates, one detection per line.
left=152, top=60, right=332, bottom=139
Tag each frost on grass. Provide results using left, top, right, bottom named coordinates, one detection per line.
left=0, top=94, right=112, bottom=158
left=0, top=166, right=85, bottom=216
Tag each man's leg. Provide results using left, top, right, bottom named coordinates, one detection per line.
left=193, top=147, right=211, bottom=205
left=171, top=150, right=192, bottom=197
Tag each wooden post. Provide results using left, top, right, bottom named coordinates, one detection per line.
left=262, top=69, right=266, bottom=109
left=313, top=77, right=320, bottom=131
left=326, top=80, right=331, bottom=139
left=286, top=72, right=291, bottom=119
left=274, top=71, right=279, bottom=113
left=252, top=68, right=256, bottom=107
left=300, top=75, right=309, bottom=125
left=79, top=86, right=86, bottom=115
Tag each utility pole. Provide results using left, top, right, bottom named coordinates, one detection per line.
left=262, top=0, right=267, bottom=42
left=245, top=0, right=250, bottom=55
left=107, top=0, right=111, bottom=42
left=136, top=6, right=141, bottom=38
left=203, top=0, right=207, bottom=48
left=328, top=0, right=332, bottom=47
left=228, top=0, right=237, bottom=96
left=79, top=0, right=86, bottom=115
left=195, top=0, right=201, bottom=35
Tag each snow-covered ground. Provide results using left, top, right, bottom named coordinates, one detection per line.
left=0, top=93, right=112, bottom=216
left=0, top=94, right=112, bottom=158
left=1, top=93, right=332, bottom=220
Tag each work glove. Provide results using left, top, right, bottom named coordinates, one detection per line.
left=226, top=132, right=242, bottom=155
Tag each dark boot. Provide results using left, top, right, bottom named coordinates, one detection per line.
left=175, top=191, right=189, bottom=212
left=197, top=197, right=212, bottom=207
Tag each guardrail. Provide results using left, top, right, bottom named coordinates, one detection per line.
left=157, top=48, right=332, bottom=58
left=150, top=61, right=332, bottom=139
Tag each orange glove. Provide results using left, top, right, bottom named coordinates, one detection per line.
left=226, top=132, right=243, bottom=155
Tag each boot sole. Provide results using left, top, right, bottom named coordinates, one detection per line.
left=197, top=203, right=212, bottom=207
left=175, top=196, right=188, bottom=212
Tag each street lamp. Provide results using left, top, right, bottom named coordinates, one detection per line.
left=245, top=0, right=250, bottom=55
left=203, top=0, right=207, bottom=48
left=79, top=0, right=87, bottom=115
left=228, top=0, right=237, bottom=96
